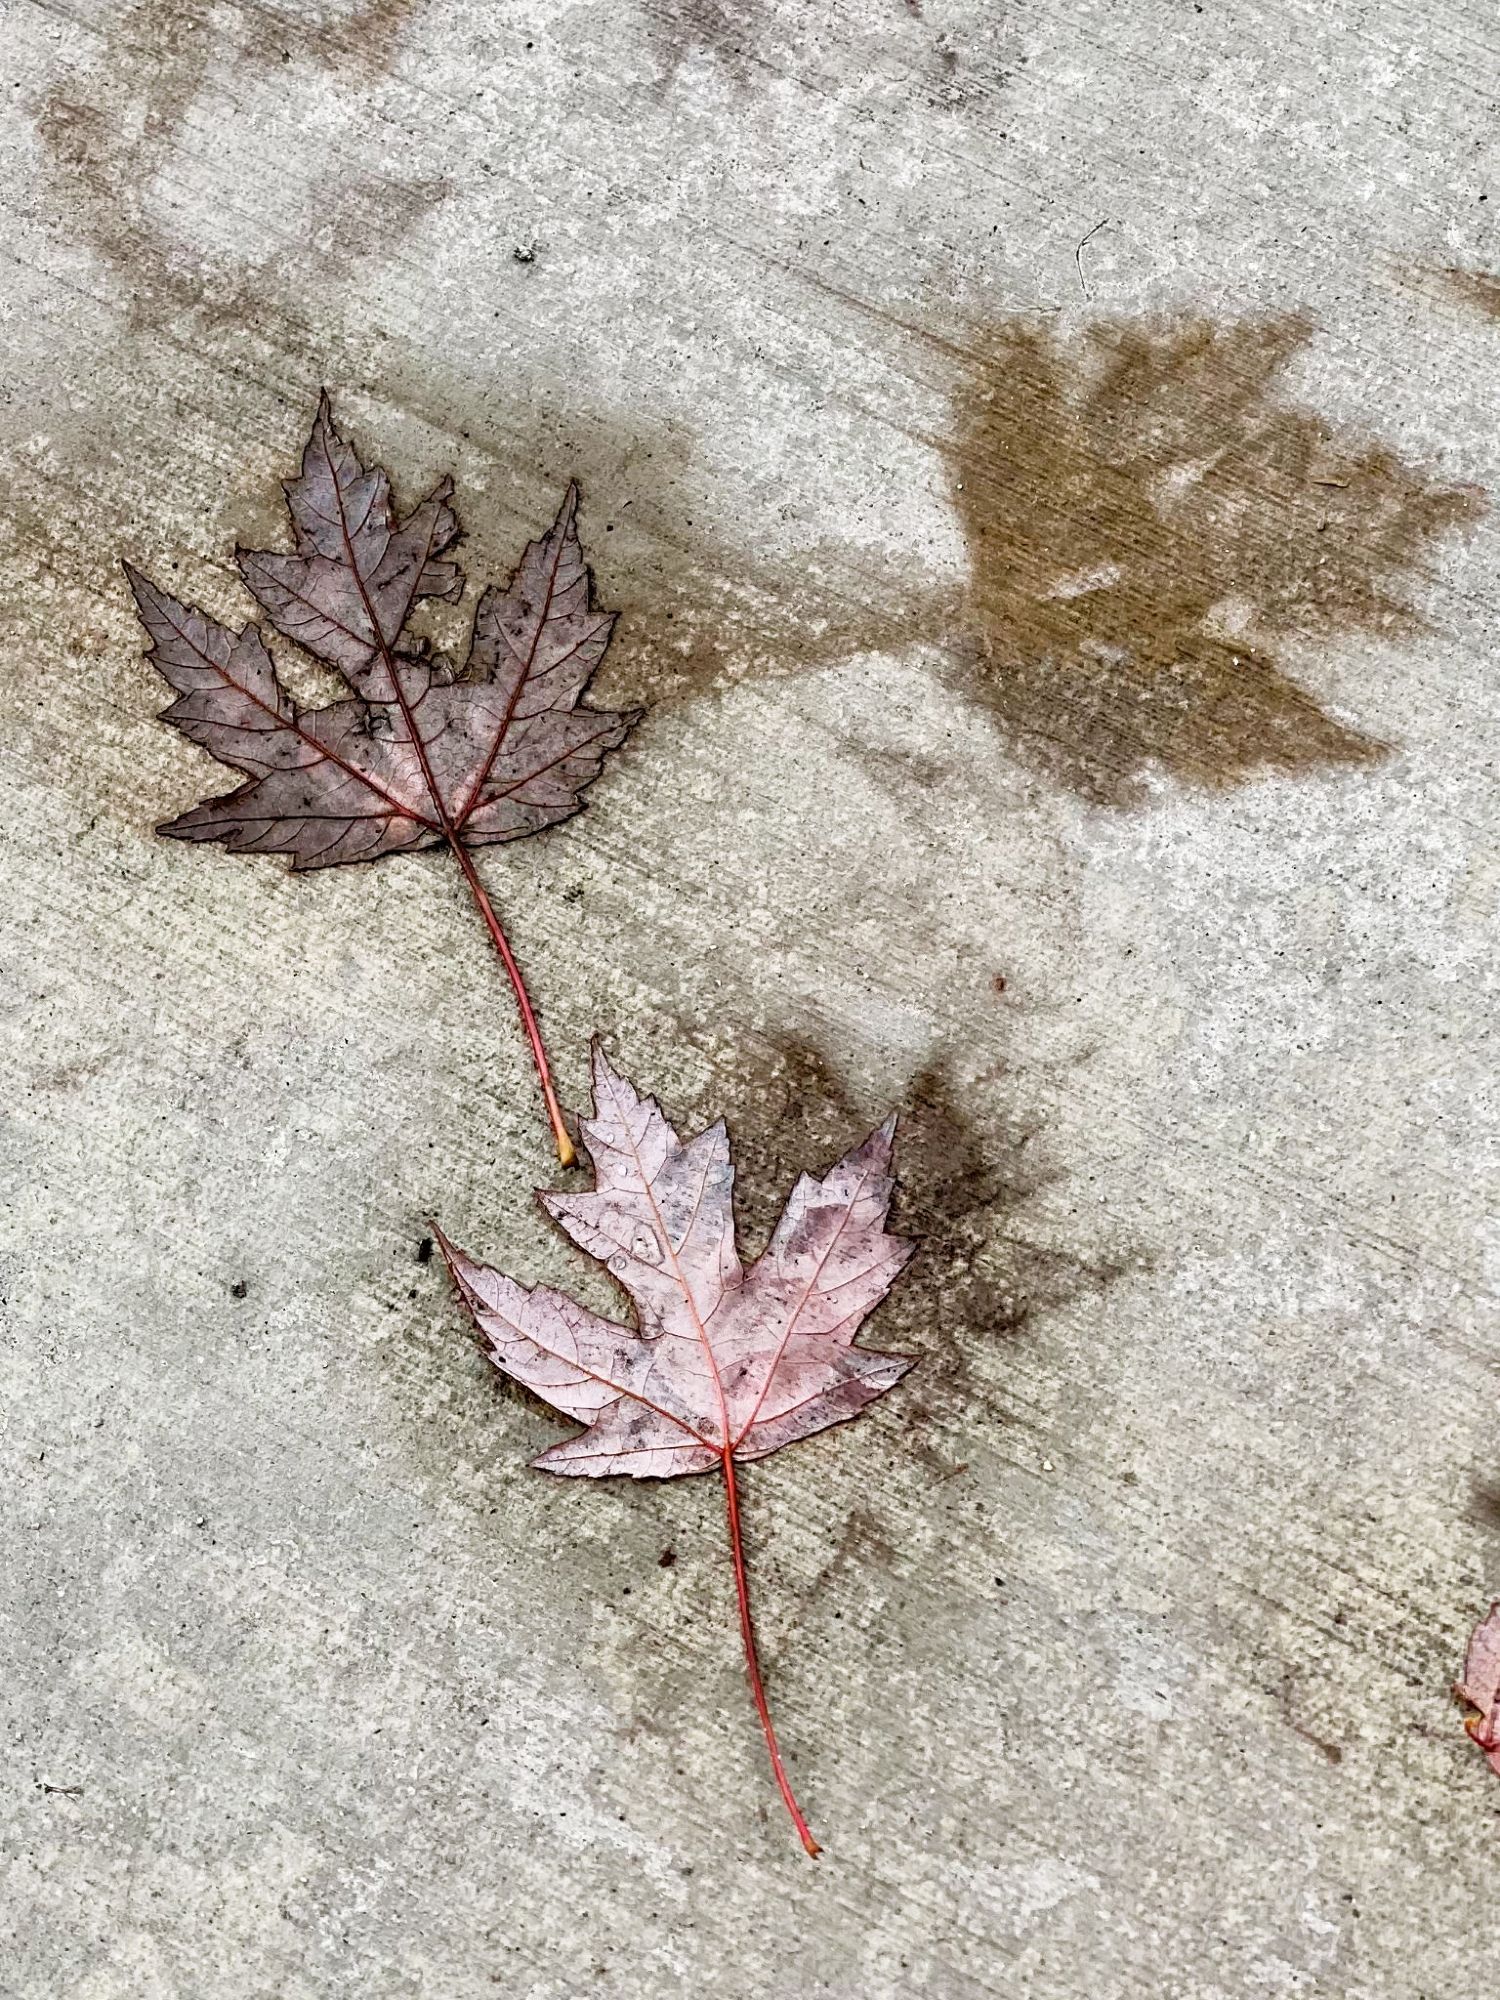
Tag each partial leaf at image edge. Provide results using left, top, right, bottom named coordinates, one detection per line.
left=1458, top=1601, right=1500, bottom=1774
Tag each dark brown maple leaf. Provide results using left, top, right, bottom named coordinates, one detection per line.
left=126, top=395, right=637, bottom=1162
left=436, top=1045, right=917, bottom=1855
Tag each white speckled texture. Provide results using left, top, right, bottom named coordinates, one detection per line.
left=2, top=2, right=1498, bottom=1993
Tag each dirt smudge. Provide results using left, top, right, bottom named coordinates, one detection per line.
left=1430, top=266, right=1500, bottom=322
left=596, top=535, right=915, bottom=712
left=291, top=0, right=423, bottom=77
left=644, top=0, right=764, bottom=84
left=921, top=14, right=1021, bottom=112
left=805, top=1504, right=899, bottom=1595
left=36, top=0, right=440, bottom=336
left=681, top=1031, right=1141, bottom=1463
left=938, top=314, right=1482, bottom=805
left=1273, top=1663, right=1345, bottom=1765
left=644, top=0, right=1016, bottom=110
left=1466, top=1475, right=1500, bottom=1535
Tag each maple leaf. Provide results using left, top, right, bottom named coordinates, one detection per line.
left=435, top=1045, right=917, bottom=1855
left=126, top=395, right=637, bottom=1162
left=1457, top=1602, right=1500, bottom=1774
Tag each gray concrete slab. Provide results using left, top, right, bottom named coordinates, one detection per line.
left=2, top=1, right=1498, bottom=1993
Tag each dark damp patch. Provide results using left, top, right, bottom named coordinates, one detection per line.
left=389, top=389, right=923, bottom=718
left=1273, top=1665, right=1345, bottom=1765
left=806, top=1504, right=900, bottom=1595
left=592, top=530, right=917, bottom=715
left=936, top=313, right=1483, bottom=805
left=1467, top=1476, right=1500, bottom=1535
left=1430, top=266, right=1500, bottom=321
left=682, top=1031, right=1143, bottom=1459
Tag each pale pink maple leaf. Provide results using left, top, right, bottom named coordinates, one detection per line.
left=436, top=1044, right=917, bottom=1855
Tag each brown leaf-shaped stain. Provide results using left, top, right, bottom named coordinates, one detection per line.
left=601, top=309, right=1479, bottom=807
left=940, top=314, right=1483, bottom=805
left=36, top=0, right=439, bottom=335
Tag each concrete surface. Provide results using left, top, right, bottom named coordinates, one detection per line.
left=3, top=1, right=1498, bottom=1994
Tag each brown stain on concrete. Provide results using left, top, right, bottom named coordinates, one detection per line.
left=804, top=1504, right=900, bottom=1595
left=687, top=1033, right=1140, bottom=1457
left=37, top=0, right=439, bottom=335
left=597, top=537, right=914, bottom=712
left=591, top=309, right=1479, bottom=809
left=939, top=314, right=1483, bottom=805
left=1431, top=267, right=1500, bottom=321
left=1273, top=1664, right=1345, bottom=1765
left=288, top=0, right=423, bottom=77
left=645, top=0, right=1017, bottom=108
left=71, top=268, right=1470, bottom=822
